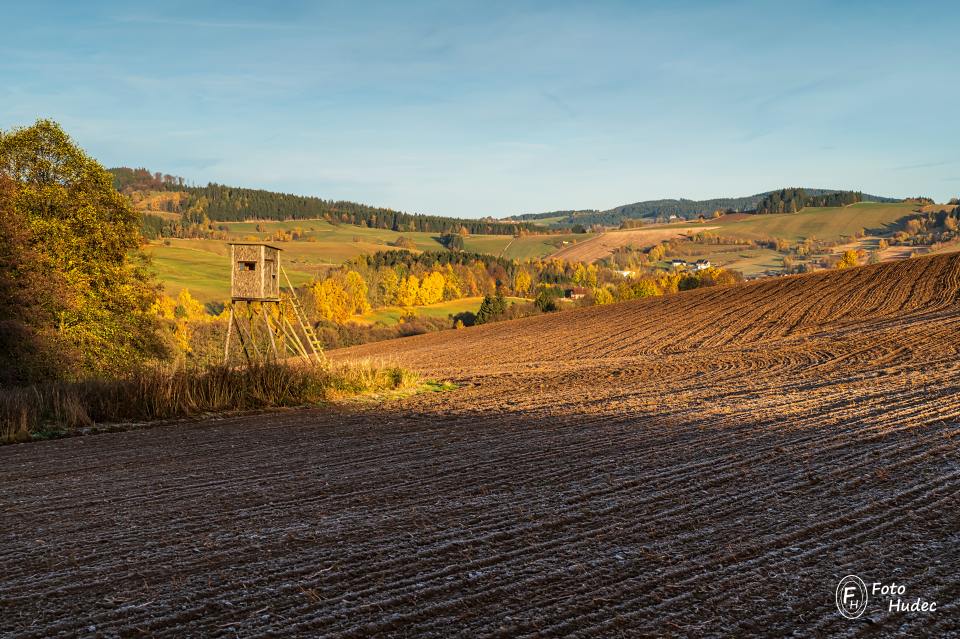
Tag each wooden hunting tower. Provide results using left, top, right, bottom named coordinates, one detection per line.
left=230, top=243, right=281, bottom=301
left=223, top=242, right=323, bottom=365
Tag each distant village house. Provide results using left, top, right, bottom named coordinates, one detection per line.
left=564, top=286, right=590, bottom=300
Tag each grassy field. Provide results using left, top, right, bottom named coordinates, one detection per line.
left=220, top=219, right=591, bottom=260
left=463, top=233, right=594, bottom=260
left=660, top=244, right=785, bottom=276
left=355, top=296, right=530, bottom=326
left=714, top=202, right=915, bottom=243
left=221, top=219, right=446, bottom=253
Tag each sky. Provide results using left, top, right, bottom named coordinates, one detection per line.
left=3, top=0, right=959, bottom=218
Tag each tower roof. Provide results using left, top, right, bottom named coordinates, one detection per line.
left=227, top=242, right=283, bottom=251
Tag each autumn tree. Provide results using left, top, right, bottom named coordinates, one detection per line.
left=313, top=279, right=351, bottom=322
left=395, top=274, right=420, bottom=307
left=417, top=271, right=445, bottom=305
left=0, top=120, right=167, bottom=382
left=344, top=271, right=371, bottom=314
left=837, top=249, right=860, bottom=269
left=378, top=268, right=400, bottom=305
left=592, top=287, right=614, bottom=305
left=442, top=264, right=463, bottom=300
left=572, top=263, right=588, bottom=286
left=514, top=270, right=532, bottom=296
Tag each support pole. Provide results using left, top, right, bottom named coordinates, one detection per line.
left=262, top=305, right=279, bottom=359
left=223, top=306, right=235, bottom=365
left=244, top=303, right=262, bottom=361
left=232, top=303, right=252, bottom=366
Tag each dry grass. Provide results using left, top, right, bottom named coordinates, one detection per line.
left=0, top=360, right=419, bottom=443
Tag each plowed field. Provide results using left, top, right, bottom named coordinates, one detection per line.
left=3, top=253, right=960, bottom=636
left=549, top=226, right=715, bottom=262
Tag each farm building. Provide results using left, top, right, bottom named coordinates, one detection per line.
left=229, top=243, right=282, bottom=301
left=564, top=286, right=590, bottom=300
left=693, top=259, right=711, bottom=271
left=670, top=259, right=687, bottom=269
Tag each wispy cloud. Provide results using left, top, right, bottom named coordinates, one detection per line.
left=113, top=15, right=309, bottom=31
left=890, top=159, right=956, bottom=171
left=541, top=91, right=578, bottom=118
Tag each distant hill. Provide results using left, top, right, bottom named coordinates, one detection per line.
left=508, top=189, right=900, bottom=226
left=109, top=167, right=539, bottom=237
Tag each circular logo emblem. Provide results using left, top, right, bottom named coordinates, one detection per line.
left=836, top=575, right=869, bottom=619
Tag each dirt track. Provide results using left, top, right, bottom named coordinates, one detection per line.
left=3, top=254, right=960, bottom=636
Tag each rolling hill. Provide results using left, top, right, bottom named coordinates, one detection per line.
left=116, top=169, right=932, bottom=298
left=509, top=188, right=900, bottom=226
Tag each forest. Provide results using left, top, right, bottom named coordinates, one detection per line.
left=752, top=188, right=863, bottom=214
left=111, top=167, right=540, bottom=236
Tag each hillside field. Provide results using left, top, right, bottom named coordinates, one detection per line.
left=714, top=201, right=915, bottom=242
left=4, top=253, right=958, bottom=636
left=146, top=222, right=596, bottom=301
left=143, top=203, right=922, bottom=298
left=551, top=225, right=717, bottom=262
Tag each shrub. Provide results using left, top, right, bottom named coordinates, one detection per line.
left=534, top=287, right=563, bottom=312
left=0, top=361, right=419, bottom=443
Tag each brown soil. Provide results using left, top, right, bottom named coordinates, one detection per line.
left=2, top=254, right=959, bottom=636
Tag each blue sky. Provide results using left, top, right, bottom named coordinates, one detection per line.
left=3, top=0, right=959, bottom=217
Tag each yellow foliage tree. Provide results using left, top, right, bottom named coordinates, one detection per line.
left=514, top=270, right=532, bottom=296
left=586, top=264, right=599, bottom=288
left=634, top=279, right=660, bottom=297
left=572, top=263, right=588, bottom=286
left=150, top=294, right=177, bottom=320
left=344, top=271, right=371, bottom=315
left=418, top=271, right=446, bottom=305
left=395, top=274, right=420, bottom=307
left=313, top=279, right=351, bottom=323
left=592, top=287, right=614, bottom=305
left=175, top=289, right=206, bottom=320
left=837, top=249, right=860, bottom=269
left=378, top=268, right=400, bottom=305
left=442, top=264, right=462, bottom=300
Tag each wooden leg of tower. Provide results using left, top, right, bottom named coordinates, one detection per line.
left=223, top=306, right=235, bottom=365
left=244, top=304, right=262, bottom=361
left=233, top=304, right=252, bottom=366
left=262, top=305, right=279, bottom=359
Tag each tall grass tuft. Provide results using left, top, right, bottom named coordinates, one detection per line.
left=0, top=360, right=418, bottom=444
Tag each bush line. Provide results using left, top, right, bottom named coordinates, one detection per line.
left=0, top=360, right=419, bottom=444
